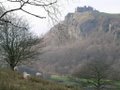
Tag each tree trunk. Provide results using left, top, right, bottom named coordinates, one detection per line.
left=10, top=63, right=15, bottom=71
left=96, top=78, right=101, bottom=90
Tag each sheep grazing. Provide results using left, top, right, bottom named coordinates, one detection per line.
left=36, top=72, right=42, bottom=77
left=23, top=72, right=30, bottom=79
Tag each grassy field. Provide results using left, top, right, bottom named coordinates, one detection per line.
left=0, top=69, right=81, bottom=90
left=1, top=69, right=120, bottom=90
left=50, top=75, right=120, bottom=90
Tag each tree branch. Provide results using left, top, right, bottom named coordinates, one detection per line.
left=0, top=0, right=58, bottom=28
left=0, top=0, right=58, bottom=19
left=0, top=8, right=21, bottom=19
left=21, top=9, right=46, bottom=19
left=28, top=0, right=57, bottom=7
left=0, top=19, right=28, bottom=30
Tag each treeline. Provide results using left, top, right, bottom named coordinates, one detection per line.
left=39, top=29, right=120, bottom=76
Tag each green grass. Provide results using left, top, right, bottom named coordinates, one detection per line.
left=50, top=75, right=120, bottom=90
left=51, top=75, right=69, bottom=82
left=50, top=75, right=82, bottom=87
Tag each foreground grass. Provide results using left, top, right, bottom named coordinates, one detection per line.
left=0, top=69, right=81, bottom=90
left=2, top=69, right=120, bottom=90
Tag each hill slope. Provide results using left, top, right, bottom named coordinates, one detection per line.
left=0, top=69, right=77, bottom=90
left=35, top=6, right=120, bottom=75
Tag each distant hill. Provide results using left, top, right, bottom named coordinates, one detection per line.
left=35, top=6, right=120, bottom=75
left=44, top=6, right=120, bottom=46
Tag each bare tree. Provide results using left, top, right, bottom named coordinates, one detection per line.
left=73, top=59, right=112, bottom=90
left=0, top=17, right=43, bottom=70
left=0, top=0, right=61, bottom=28
left=0, top=0, right=59, bottom=20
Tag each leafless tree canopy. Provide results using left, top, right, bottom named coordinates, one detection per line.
left=0, top=0, right=59, bottom=24
left=73, top=59, right=113, bottom=90
left=0, top=16, right=42, bottom=70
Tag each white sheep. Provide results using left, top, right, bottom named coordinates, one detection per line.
left=14, top=66, right=18, bottom=71
left=23, top=72, right=30, bottom=79
left=36, top=72, right=42, bottom=77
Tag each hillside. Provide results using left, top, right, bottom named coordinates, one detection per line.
left=44, top=6, right=120, bottom=46
left=35, top=6, right=120, bottom=75
left=0, top=69, right=78, bottom=90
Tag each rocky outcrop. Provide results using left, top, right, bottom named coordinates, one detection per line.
left=44, top=7, right=120, bottom=47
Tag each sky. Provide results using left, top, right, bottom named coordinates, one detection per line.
left=2, top=0, right=120, bottom=36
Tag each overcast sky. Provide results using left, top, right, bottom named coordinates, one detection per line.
left=2, top=0, right=120, bottom=36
